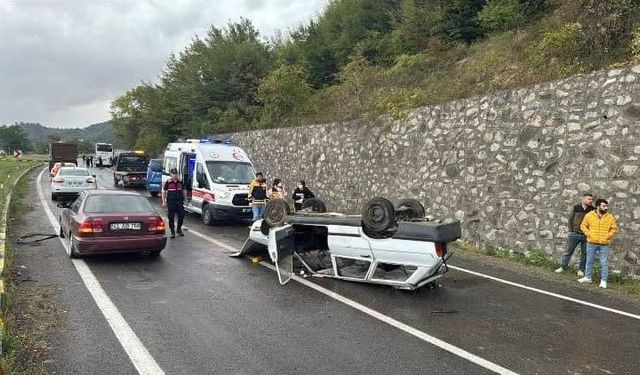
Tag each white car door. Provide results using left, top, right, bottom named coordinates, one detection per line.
left=327, top=225, right=374, bottom=280
left=268, top=224, right=295, bottom=285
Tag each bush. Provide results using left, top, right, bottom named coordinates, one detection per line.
left=478, top=0, right=522, bottom=34
left=630, top=27, right=640, bottom=61
left=530, top=22, right=585, bottom=74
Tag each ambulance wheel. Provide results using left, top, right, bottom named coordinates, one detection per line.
left=150, top=191, right=159, bottom=198
left=263, top=200, right=290, bottom=228
left=361, top=197, right=396, bottom=235
left=395, top=199, right=425, bottom=221
left=300, top=197, right=327, bottom=213
left=202, top=204, right=215, bottom=226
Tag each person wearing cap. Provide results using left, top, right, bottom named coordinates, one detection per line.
left=248, top=171, right=268, bottom=222
left=162, top=168, right=188, bottom=238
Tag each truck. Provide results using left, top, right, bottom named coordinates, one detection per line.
left=48, top=142, right=78, bottom=171
left=113, top=151, right=149, bottom=188
left=162, top=139, right=255, bottom=224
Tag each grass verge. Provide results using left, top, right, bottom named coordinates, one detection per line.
left=453, top=241, right=640, bottom=299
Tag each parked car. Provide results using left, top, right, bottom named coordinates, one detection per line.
left=57, top=190, right=167, bottom=258
left=231, top=197, right=461, bottom=290
left=146, top=158, right=163, bottom=197
left=51, top=167, right=97, bottom=200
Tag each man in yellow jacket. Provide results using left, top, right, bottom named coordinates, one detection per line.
left=578, top=199, right=618, bottom=288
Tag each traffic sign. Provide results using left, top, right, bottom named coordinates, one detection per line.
left=14, top=150, right=22, bottom=158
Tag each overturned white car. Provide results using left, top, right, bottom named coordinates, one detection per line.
left=230, top=197, right=461, bottom=290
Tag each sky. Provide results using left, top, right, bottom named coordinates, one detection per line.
left=0, top=0, right=328, bottom=128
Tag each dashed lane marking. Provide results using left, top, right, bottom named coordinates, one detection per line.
left=37, top=167, right=164, bottom=375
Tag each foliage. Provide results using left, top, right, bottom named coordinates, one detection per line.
left=257, top=65, right=313, bottom=126
left=632, top=27, right=640, bottom=60
left=0, top=125, right=32, bottom=152
left=478, top=0, right=522, bottom=34
left=111, top=0, right=640, bottom=147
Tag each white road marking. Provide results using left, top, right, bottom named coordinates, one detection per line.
left=448, top=265, right=640, bottom=321
left=37, top=168, right=164, bottom=375
left=184, top=226, right=519, bottom=375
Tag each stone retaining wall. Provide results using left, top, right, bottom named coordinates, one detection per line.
left=224, top=64, right=640, bottom=276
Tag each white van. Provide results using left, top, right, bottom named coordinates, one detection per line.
left=162, top=140, right=255, bottom=224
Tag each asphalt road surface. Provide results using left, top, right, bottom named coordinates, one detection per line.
left=9, top=165, right=640, bottom=375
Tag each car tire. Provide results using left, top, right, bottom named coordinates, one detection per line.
left=150, top=191, right=159, bottom=198
left=202, top=204, right=215, bottom=226
left=51, top=193, right=57, bottom=201
left=263, top=199, right=290, bottom=228
left=361, top=197, right=396, bottom=235
left=300, top=197, right=327, bottom=213
left=69, top=235, right=80, bottom=259
left=395, top=199, right=426, bottom=221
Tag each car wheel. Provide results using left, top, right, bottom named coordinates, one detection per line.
left=263, top=199, right=290, bottom=229
left=202, top=204, right=215, bottom=226
left=361, top=197, right=396, bottom=235
left=300, top=197, right=327, bottom=213
left=150, top=191, right=159, bottom=198
left=395, top=199, right=426, bottom=221
left=51, top=193, right=57, bottom=201
left=69, top=234, right=80, bottom=259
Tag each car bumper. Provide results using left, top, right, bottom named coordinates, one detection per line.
left=211, top=204, right=253, bottom=220
left=73, top=234, right=167, bottom=255
left=147, top=182, right=162, bottom=192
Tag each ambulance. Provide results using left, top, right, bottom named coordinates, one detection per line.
left=162, top=140, right=255, bottom=224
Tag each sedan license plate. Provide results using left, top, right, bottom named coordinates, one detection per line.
left=242, top=208, right=251, bottom=213
left=110, top=222, right=141, bottom=231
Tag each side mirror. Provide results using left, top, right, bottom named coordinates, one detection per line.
left=56, top=202, right=71, bottom=208
left=92, top=174, right=96, bottom=178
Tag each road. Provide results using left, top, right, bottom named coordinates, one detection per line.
left=8, top=165, right=640, bottom=374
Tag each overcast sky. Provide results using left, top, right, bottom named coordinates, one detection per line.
left=0, top=0, right=327, bottom=129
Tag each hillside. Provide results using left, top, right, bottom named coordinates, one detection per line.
left=17, top=121, right=113, bottom=146
left=111, top=0, right=640, bottom=155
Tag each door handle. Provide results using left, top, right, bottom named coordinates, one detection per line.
left=361, top=254, right=371, bottom=258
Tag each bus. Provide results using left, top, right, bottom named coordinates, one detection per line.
left=94, top=143, right=114, bottom=167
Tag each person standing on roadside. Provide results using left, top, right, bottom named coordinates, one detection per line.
left=269, top=178, right=287, bottom=200
left=292, top=180, right=315, bottom=211
left=162, top=168, right=187, bottom=239
left=248, top=171, right=268, bottom=222
left=555, top=193, right=594, bottom=277
left=578, top=199, right=618, bottom=289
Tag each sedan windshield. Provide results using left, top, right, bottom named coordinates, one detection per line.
left=58, top=168, right=91, bottom=176
left=206, top=161, right=254, bottom=184
left=83, top=195, right=154, bottom=214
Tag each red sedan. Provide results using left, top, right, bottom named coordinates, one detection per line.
left=58, top=190, right=167, bottom=258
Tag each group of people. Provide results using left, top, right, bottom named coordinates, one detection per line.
left=247, top=171, right=315, bottom=222
left=82, top=155, right=94, bottom=168
left=555, top=193, right=618, bottom=289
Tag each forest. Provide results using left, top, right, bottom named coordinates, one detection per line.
left=111, top=0, right=640, bottom=155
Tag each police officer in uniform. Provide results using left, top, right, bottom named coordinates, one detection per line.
left=162, top=168, right=187, bottom=238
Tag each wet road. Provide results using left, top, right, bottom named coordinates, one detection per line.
left=10, top=166, right=640, bottom=374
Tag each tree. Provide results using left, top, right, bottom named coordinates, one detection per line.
left=478, top=0, right=522, bottom=34
left=257, top=65, right=314, bottom=125
left=0, top=125, right=31, bottom=152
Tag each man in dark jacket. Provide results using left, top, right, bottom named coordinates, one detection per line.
left=292, top=180, right=315, bottom=211
left=162, top=168, right=188, bottom=238
left=555, top=193, right=594, bottom=276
